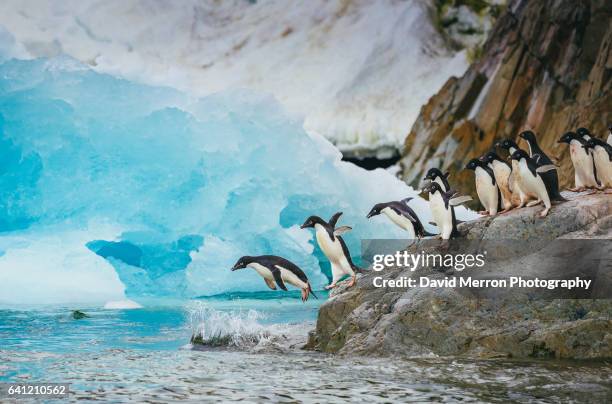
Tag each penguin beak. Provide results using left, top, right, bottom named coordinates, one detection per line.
left=366, top=210, right=375, bottom=219
left=231, top=262, right=242, bottom=271
left=300, top=222, right=309, bottom=229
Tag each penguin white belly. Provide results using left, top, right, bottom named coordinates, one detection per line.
left=491, top=161, right=512, bottom=208
left=518, top=160, right=549, bottom=206
left=248, top=263, right=274, bottom=281
left=570, top=140, right=598, bottom=187
left=475, top=167, right=498, bottom=214
left=382, top=207, right=416, bottom=238
left=593, top=147, right=612, bottom=187
left=434, top=177, right=447, bottom=191
left=277, top=266, right=308, bottom=290
left=429, top=192, right=452, bottom=239
left=314, top=224, right=352, bottom=281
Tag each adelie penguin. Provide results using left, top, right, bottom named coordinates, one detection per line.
left=584, top=137, right=612, bottom=192
left=518, top=131, right=564, bottom=202
left=423, top=167, right=451, bottom=192
left=420, top=182, right=471, bottom=240
left=480, top=151, right=513, bottom=212
left=465, top=158, right=500, bottom=216
left=301, top=212, right=362, bottom=289
left=231, top=255, right=318, bottom=302
left=496, top=138, right=534, bottom=208
left=509, top=149, right=557, bottom=217
left=366, top=198, right=434, bottom=238
left=558, top=131, right=601, bottom=191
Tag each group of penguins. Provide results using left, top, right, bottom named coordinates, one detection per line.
left=231, top=126, right=612, bottom=302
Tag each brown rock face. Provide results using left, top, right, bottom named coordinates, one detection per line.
left=400, top=0, right=612, bottom=198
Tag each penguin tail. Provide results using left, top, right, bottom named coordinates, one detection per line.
left=422, top=229, right=437, bottom=237
left=308, top=283, right=319, bottom=300
left=552, top=193, right=568, bottom=203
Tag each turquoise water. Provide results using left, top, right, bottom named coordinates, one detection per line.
left=1, top=299, right=611, bottom=403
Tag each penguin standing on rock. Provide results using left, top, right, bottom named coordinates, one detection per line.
left=518, top=131, right=564, bottom=201
left=496, top=139, right=534, bottom=207
left=584, top=137, right=612, bottom=192
left=366, top=198, right=434, bottom=238
left=421, top=182, right=472, bottom=240
left=465, top=158, right=500, bottom=216
left=558, top=131, right=601, bottom=191
left=480, top=151, right=513, bottom=212
left=231, top=255, right=318, bottom=301
left=301, top=212, right=361, bottom=289
left=510, top=149, right=557, bottom=217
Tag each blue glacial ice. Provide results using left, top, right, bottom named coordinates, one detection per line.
left=0, top=52, right=474, bottom=305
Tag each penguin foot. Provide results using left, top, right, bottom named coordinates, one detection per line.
left=301, top=288, right=309, bottom=302
left=569, top=187, right=585, bottom=192
left=604, top=189, right=612, bottom=194
left=478, top=211, right=489, bottom=215
left=526, top=199, right=541, bottom=207
left=539, top=208, right=550, bottom=218
left=325, top=283, right=337, bottom=290
left=347, top=276, right=357, bottom=288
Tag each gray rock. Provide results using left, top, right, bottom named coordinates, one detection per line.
left=305, top=193, right=612, bottom=359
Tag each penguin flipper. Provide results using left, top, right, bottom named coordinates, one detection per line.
left=329, top=212, right=343, bottom=228
left=270, top=268, right=288, bottom=291
left=536, top=164, right=557, bottom=173
left=449, top=195, right=472, bottom=206
left=264, top=278, right=277, bottom=290
left=333, top=226, right=352, bottom=236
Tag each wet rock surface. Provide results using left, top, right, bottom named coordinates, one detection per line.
left=305, top=193, right=612, bottom=359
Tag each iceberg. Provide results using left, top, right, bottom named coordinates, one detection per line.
left=0, top=54, right=473, bottom=304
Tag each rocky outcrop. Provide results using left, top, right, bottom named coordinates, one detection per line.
left=305, top=193, right=612, bottom=359
left=400, top=0, right=612, bottom=199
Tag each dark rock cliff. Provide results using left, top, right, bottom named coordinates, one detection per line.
left=400, top=0, right=612, bottom=198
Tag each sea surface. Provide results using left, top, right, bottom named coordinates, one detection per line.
left=1, top=296, right=610, bottom=403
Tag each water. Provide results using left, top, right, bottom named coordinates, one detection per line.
left=1, top=302, right=610, bottom=403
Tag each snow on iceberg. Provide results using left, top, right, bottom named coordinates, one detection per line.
left=0, top=55, right=472, bottom=304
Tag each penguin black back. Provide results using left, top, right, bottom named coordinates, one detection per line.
left=519, top=131, right=562, bottom=201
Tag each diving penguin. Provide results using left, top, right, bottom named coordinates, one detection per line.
left=480, top=151, right=513, bottom=212
left=509, top=149, right=557, bottom=217
left=518, top=130, right=563, bottom=201
left=231, top=255, right=318, bottom=301
left=584, top=137, right=612, bottom=191
left=558, top=132, right=601, bottom=191
left=496, top=138, right=535, bottom=208
left=465, top=158, right=500, bottom=216
left=421, top=182, right=472, bottom=240
left=300, top=212, right=361, bottom=289
left=366, top=198, right=434, bottom=238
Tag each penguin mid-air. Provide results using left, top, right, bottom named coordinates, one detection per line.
left=465, top=158, right=500, bottom=216
left=496, top=139, right=534, bottom=208
left=558, top=131, right=601, bottom=191
left=423, top=168, right=451, bottom=191
left=300, top=212, right=361, bottom=289
left=518, top=130, right=563, bottom=201
left=366, top=198, right=434, bottom=238
left=421, top=182, right=472, bottom=240
left=480, top=151, right=514, bottom=212
left=510, top=149, right=557, bottom=217
left=584, top=137, right=612, bottom=191
left=231, top=255, right=318, bottom=301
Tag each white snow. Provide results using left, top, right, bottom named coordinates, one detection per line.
left=0, top=0, right=468, bottom=152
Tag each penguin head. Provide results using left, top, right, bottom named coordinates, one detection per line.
left=231, top=256, right=254, bottom=271
left=496, top=138, right=519, bottom=151
left=423, top=167, right=448, bottom=182
left=576, top=127, right=591, bottom=138
left=422, top=181, right=443, bottom=195
left=510, top=149, right=530, bottom=161
left=518, top=130, right=536, bottom=143
left=366, top=203, right=385, bottom=219
left=558, top=131, right=578, bottom=144
left=300, top=215, right=323, bottom=229
left=464, top=158, right=482, bottom=171
left=480, top=151, right=500, bottom=164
